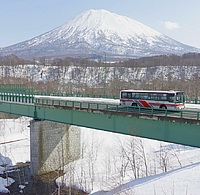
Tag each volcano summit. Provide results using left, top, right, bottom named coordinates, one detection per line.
left=0, top=9, right=199, bottom=59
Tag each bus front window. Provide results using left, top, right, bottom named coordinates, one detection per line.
left=175, top=92, right=185, bottom=103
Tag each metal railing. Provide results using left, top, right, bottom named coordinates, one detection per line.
left=34, top=97, right=200, bottom=121
left=0, top=92, right=34, bottom=104
left=34, top=91, right=118, bottom=99
left=0, top=84, right=200, bottom=104
left=34, top=92, right=200, bottom=104
left=0, top=89, right=199, bottom=121
left=186, top=99, right=200, bottom=104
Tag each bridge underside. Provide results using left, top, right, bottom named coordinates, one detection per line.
left=0, top=101, right=199, bottom=148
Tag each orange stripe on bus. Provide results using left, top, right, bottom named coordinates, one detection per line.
left=139, top=100, right=152, bottom=108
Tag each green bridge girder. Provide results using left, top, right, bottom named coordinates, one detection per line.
left=0, top=100, right=200, bottom=148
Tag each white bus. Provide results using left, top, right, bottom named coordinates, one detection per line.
left=120, top=90, right=185, bottom=110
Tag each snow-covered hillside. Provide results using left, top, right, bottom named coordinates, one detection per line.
left=103, top=162, right=200, bottom=195
left=0, top=9, right=199, bottom=59
left=1, top=64, right=200, bottom=88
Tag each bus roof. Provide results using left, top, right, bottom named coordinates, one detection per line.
left=120, top=90, right=184, bottom=94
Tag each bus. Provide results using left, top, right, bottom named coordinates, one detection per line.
left=120, top=90, right=185, bottom=110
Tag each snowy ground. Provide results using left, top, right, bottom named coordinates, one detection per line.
left=0, top=101, right=199, bottom=194
left=103, top=162, right=200, bottom=195
left=0, top=117, right=30, bottom=193
left=75, top=128, right=200, bottom=195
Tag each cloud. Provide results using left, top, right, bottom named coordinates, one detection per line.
left=164, top=21, right=180, bottom=30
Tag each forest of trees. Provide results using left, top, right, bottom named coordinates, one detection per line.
left=1, top=52, right=200, bottom=67
left=0, top=53, right=200, bottom=99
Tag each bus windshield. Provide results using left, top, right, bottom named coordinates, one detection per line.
left=175, top=92, right=185, bottom=103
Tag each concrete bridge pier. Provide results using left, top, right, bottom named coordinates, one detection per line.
left=30, top=120, right=81, bottom=177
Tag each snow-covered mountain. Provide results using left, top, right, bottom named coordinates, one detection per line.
left=0, top=9, right=199, bottom=59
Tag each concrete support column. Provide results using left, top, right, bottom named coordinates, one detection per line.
left=30, top=120, right=80, bottom=176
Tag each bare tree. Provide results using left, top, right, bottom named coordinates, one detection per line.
left=158, top=143, right=169, bottom=172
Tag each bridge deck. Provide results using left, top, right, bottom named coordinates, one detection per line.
left=0, top=94, right=199, bottom=148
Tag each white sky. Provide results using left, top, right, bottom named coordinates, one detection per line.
left=0, top=0, right=200, bottom=48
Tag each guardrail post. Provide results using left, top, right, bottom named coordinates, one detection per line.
left=165, top=109, right=167, bottom=116
left=9, top=94, right=11, bottom=101
left=180, top=111, right=183, bottom=118
left=116, top=105, right=118, bottom=112
left=22, top=94, right=24, bottom=103
left=138, top=106, right=141, bottom=114
left=151, top=107, right=154, bottom=115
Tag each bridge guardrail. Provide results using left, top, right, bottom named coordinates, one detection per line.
left=0, top=87, right=199, bottom=121
left=0, top=93, right=199, bottom=121
left=1, top=84, right=200, bottom=103
left=0, top=93, right=34, bottom=104
left=34, top=91, right=119, bottom=99
left=186, top=99, right=200, bottom=104
left=34, top=97, right=200, bottom=121
left=34, top=92, right=200, bottom=104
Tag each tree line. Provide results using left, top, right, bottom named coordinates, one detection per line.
left=1, top=52, right=200, bottom=67
left=0, top=53, right=200, bottom=98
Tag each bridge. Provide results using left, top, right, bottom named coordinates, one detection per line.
left=0, top=84, right=200, bottom=176
left=0, top=84, right=199, bottom=148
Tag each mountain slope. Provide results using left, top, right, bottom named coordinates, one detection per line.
left=0, top=9, right=199, bottom=59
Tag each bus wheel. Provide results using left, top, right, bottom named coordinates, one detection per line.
left=132, top=103, right=137, bottom=107
left=160, top=105, right=167, bottom=109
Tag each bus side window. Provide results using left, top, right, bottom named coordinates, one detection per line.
left=141, top=93, right=148, bottom=100
left=162, top=94, right=168, bottom=101
left=121, top=92, right=127, bottom=98
left=151, top=93, right=157, bottom=100
left=127, top=92, right=132, bottom=99
left=134, top=93, right=140, bottom=99
left=132, top=92, right=135, bottom=99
